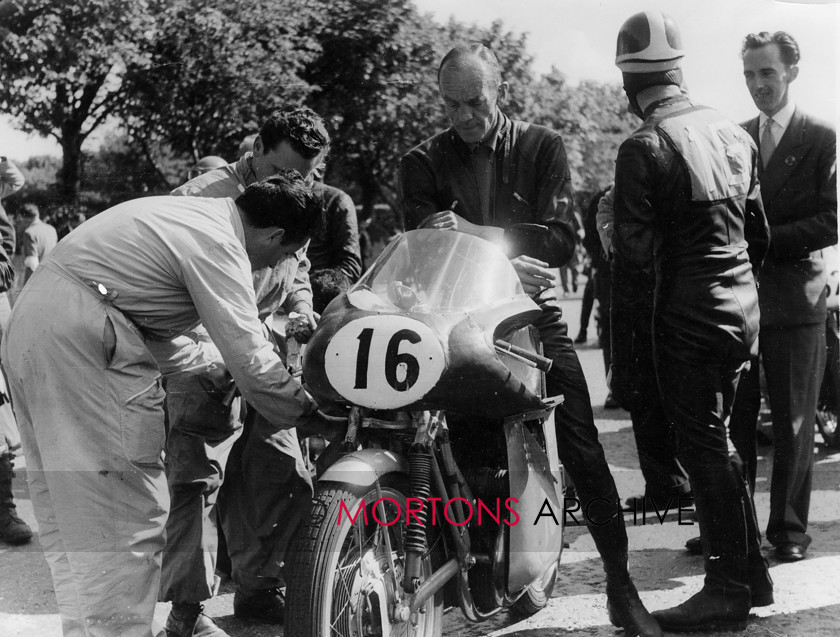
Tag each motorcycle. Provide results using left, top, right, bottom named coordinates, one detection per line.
left=285, top=228, right=566, bottom=636
left=816, top=253, right=839, bottom=449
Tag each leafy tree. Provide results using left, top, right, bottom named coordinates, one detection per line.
left=302, top=0, right=445, bottom=218
left=0, top=0, right=158, bottom=204
left=121, top=0, right=320, bottom=187
left=304, top=1, right=538, bottom=224
left=521, top=69, right=636, bottom=199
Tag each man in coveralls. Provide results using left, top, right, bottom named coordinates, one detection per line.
left=0, top=173, right=344, bottom=637
left=162, top=106, right=330, bottom=632
left=399, top=43, right=661, bottom=637
left=608, top=12, right=773, bottom=632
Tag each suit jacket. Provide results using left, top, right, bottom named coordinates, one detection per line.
left=743, top=108, right=837, bottom=327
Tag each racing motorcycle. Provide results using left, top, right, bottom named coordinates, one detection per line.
left=285, top=227, right=566, bottom=636
left=816, top=252, right=839, bottom=449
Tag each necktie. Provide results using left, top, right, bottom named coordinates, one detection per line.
left=761, top=118, right=776, bottom=168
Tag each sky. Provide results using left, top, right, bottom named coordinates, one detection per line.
left=413, top=0, right=838, bottom=122
left=1, top=0, right=837, bottom=161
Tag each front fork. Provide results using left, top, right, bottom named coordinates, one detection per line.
left=393, top=409, right=489, bottom=622
left=340, top=407, right=483, bottom=625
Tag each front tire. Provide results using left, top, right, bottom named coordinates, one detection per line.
left=285, top=478, right=443, bottom=637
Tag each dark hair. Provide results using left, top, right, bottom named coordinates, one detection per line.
left=311, top=268, right=351, bottom=314
left=438, top=43, right=502, bottom=84
left=235, top=169, right=324, bottom=243
left=21, top=202, right=40, bottom=218
left=741, top=31, right=800, bottom=66
left=259, top=106, right=330, bottom=160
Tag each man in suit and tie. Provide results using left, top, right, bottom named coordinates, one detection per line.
left=739, top=31, right=837, bottom=562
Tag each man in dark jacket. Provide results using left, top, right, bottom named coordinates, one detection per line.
left=610, top=12, right=772, bottom=633
left=732, top=31, right=836, bottom=563
left=400, top=43, right=661, bottom=637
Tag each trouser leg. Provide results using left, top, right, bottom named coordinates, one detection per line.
left=219, top=410, right=313, bottom=592
left=658, top=352, right=750, bottom=603
left=533, top=303, right=660, bottom=636
left=160, top=373, right=242, bottom=604
left=10, top=388, right=87, bottom=636
left=579, top=278, right=595, bottom=331
left=536, top=307, right=626, bottom=573
left=762, top=324, right=823, bottom=549
left=630, top=351, right=690, bottom=498
left=594, top=270, right=611, bottom=374
left=728, top=357, right=761, bottom=492
left=2, top=272, right=168, bottom=637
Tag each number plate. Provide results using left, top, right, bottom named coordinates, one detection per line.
left=324, top=316, right=446, bottom=409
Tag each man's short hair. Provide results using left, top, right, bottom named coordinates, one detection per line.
left=21, top=202, right=39, bottom=218
left=259, top=106, right=330, bottom=160
left=235, top=169, right=324, bottom=243
left=311, top=268, right=351, bottom=314
left=437, top=43, right=502, bottom=85
left=741, top=31, right=800, bottom=67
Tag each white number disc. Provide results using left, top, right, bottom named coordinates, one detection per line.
left=324, top=315, right=446, bottom=409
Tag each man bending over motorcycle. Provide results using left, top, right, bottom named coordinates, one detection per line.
left=398, top=43, right=661, bottom=637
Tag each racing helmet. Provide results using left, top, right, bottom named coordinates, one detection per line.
left=616, top=11, right=684, bottom=73
left=186, top=155, right=227, bottom=181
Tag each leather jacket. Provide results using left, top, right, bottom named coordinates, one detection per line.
left=612, top=95, right=770, bottom=364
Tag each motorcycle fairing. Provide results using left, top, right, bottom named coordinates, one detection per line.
left=504, top=417, right=565, bottom=592
left=304, top=229, right=550, bottom=419
left=303, top=294, right=545, bottom=418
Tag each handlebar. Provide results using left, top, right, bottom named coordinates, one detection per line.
left=494, top=339, right=553, bottom=373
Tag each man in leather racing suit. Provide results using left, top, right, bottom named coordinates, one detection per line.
left=400, top=43, right=661, bottom=637
left=609, top=12, right=772, bottom=633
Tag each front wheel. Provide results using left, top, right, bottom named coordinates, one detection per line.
left=285, top=478, right=443, bottom=637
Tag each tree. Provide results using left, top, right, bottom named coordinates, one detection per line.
left=304, top=1, right=538, bottom=223
left=521, top=70, right=636, bottom=198
left=301, top=0, right=443, bottom=218
left=120, top=0, right=321, bottom=187
left=0, top=0, right=158, bottom=204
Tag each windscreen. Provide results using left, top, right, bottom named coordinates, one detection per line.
left=347, top=230, right=526, bottom=314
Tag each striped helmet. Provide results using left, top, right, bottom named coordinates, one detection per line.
left=616, top=11, right=684, bottom=73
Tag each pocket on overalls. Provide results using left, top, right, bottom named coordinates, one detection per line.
left=103, top=310, right=166, bottom=466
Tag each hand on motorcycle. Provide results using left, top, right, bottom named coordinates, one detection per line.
left=418, top=210, right=479, bottom=234
left=298, top=409, right=348, bottom=442
left=294, top=306, right=318, bottom=331
left=511, top=255, right=556, bottom=297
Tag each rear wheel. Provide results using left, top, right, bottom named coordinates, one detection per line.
left=285, top=478, right=443, bottom=637
left=816, top=405, right=840, bottom=449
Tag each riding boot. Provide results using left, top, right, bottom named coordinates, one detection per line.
left=587, top=504, right=662, bottom=637
left=0, top=452, right=33, bottom=545
left=653, top=464, right=751, bottom=632
left=740, top=469, right=773, bottom=607
left=730, top=451, right=773, bottom=607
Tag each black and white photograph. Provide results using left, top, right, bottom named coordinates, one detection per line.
left=0, top=0, right=837, bottom=635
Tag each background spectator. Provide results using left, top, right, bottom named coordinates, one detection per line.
left=20, top=202, right=57, bottom=284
